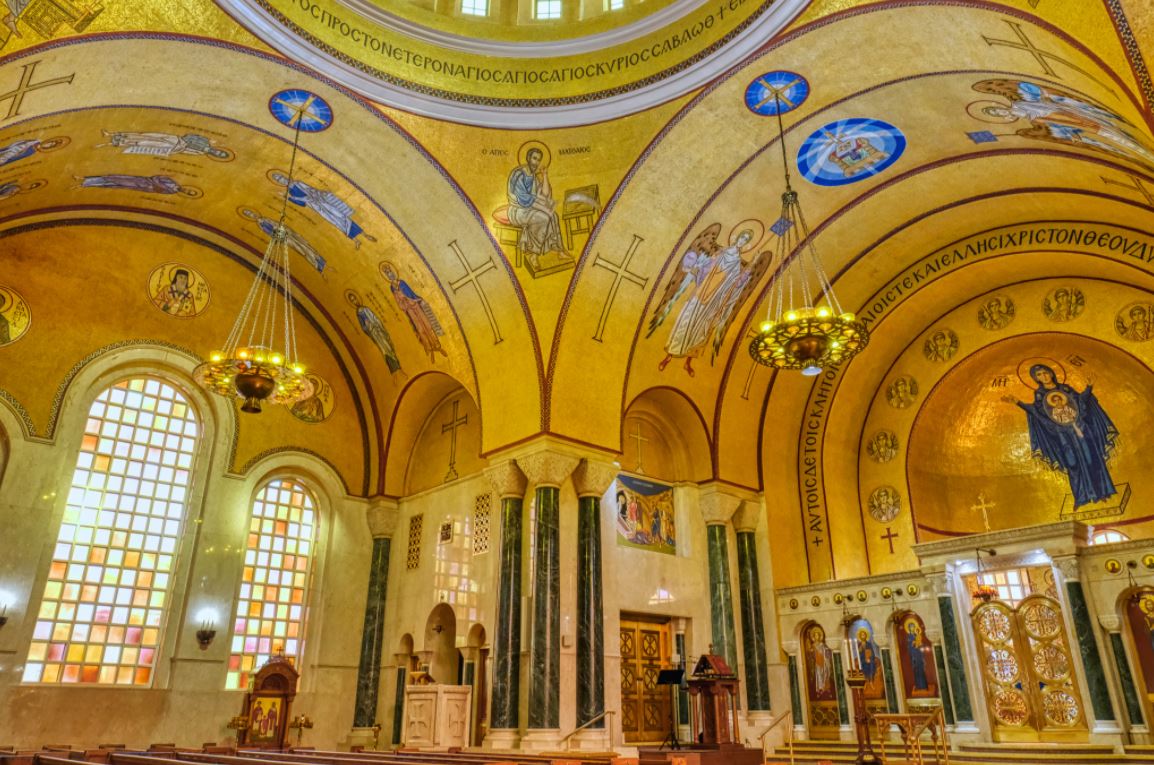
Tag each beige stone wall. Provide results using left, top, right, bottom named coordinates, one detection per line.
left=0, top=352, right=371, bottom=750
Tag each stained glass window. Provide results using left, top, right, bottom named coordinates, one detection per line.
left=22, top=378, right=199, bottom=686
left=433, top=516, right=479, bottom=625
left=226, top=479, right=316, bottom=690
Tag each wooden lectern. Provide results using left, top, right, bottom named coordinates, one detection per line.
left=236, top=654, right=300, bottom=749
left=686, top=653, right=742, bottom=748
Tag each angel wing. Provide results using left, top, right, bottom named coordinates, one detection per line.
left=711, top=250, right=771, bottom=362
left=646, top=223, right=722, bottom=338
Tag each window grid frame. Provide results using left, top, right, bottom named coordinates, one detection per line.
left=534, top=0, right=562, bottom=19
left=225, top=478, right=318, bottom=691
left=460, top=0, right=489, bottom=16
left=22, top=377, right=200, bottom=687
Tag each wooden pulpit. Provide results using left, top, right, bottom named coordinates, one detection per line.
left=686, top=653, right=742, bottom=748
left=237, top=654, right=300, bottom=749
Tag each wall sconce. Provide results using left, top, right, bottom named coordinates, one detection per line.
left=195, top=607, right=218, bottom=650
left=0, top=590, right=15, bottom=629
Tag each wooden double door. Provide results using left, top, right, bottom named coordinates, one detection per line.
left=971, top=594, right=1088, bottom=742
left=620, top=617, right=673, bottom=744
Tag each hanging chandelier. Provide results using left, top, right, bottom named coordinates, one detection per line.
left=194, top=123, right=313, bottom=414
left=749, top=95, right=869, bottom=376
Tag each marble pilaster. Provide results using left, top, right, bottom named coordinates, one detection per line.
left=881, top=648, right=898, bottom=713
left=937, top=595, right=974, bottom=722
left=735, top=521, right=770, bottom=711
left=353, top=498, right=398, bottom=728
left=1108, top=632, right=1145, bottom=727
left=787, top=654, right=802, bottom=724
left=517, top=451, right=579, bottom=736
left=572, top=459, right=615, bottom=731
left=1065, top=576, right=1115, bottom=722
left=701, top=488, right=741, bottom=671
left=485, top=461, right=528, bottom=738
left=932, top=645, right=956, bottom=725
left=832, top=651, right=849, bottom=725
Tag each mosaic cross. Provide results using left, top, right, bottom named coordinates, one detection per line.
left=972, top=492, right=996, bottom=532
left=447, top=240, right=503, bottom=345
left=0, top=61, right=74, bottom=120
left=1101, top=174, right=1154, bottom=206
left=592, top=234, right=648, bottom=342
left=629, top=421, right=649, bottom=474
left=982, top=20, right=1111, bottom=93
left=440, top=399, right=468, bottom=483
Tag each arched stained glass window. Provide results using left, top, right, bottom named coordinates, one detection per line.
left=23, top=377, right=200, bottom=685
left=226, top=478, right=317, bottom=690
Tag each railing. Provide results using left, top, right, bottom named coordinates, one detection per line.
left=756, top=709, right=794, bottom=765
left=560, top=710, right=617, bottom=751
left=873, top=706, right=949, bottom=765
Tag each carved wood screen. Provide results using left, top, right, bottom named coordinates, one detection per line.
left=971, top=594, right=1088, bottom=742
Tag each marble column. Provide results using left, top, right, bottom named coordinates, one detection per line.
left=352, top=499, right=398, bottom=741
left=930, top=570, right=974, bottom=723
left=1100, top=614, right=1145, bottom=728
left=700, top=488, right=741, bottom=672
left=1056, top=555, right=1116, bottom=723
left=571, top=459, right=616, bottom=749
left=733, top=502, right=771, bottom=712
left=484, top=461, right=528, bottom=749
left=517, top=450, right=579, bottom=749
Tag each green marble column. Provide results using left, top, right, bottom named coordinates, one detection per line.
left=529, top=485, right=561, bottom=729
left=577, top=494, right=605, bottom=728
left=735, top=530, right=770, bottom=711
left=490, top=495, right=524, bottom=730
left=788, top=655, right=802, bottom=723
left=353, top=536, right=391, bottom=727
left=391, top=666, right=406, bottom=745
left=881, top=648, right=898, bottom=713
left=1066, top=580, right=1115, bottom=721
left=833, top=652, right=849, bottom=725
left=1109, top=632, right=1144, bottom=726
left=707, top=524, right=738, bottom=670
left=932, top=645, right=956, bottom=725
left=937, top=595, right=973, bottom=721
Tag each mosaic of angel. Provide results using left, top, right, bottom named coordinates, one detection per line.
left=269, top=171, right=376, bottom=249
left=379, top=261, right=446, bottom=362
left=968, top=79, right=1154, bottom=168
left=647, top=222, right=770, bottom=376
left=98, top=130, right=234, bottom=160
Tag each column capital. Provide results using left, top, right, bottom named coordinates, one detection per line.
left=517, top=450, right=580, bottom=488
left=699, top=485, right=745, bottom=526
left=572, top=458, right=618, bottom=498
left=1053, top=554, right=1082, bottom=582
left=485, top=460, right=528, bottom=499
left=366, top=497, right=399, bottom=538
left=733, top=500, right=763, bottom=532
left=1098, top=613, right=1122, bottom=633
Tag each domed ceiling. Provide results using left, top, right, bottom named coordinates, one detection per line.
left=0, top=0, right=1150, bottom=584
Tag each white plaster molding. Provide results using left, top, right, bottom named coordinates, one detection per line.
left=781, top=640, right=798, bottom=654
left=913, top=521, right=1090, bottom=566
left=336, top=0, right=710, bottom=57
left=776, top=569, right=923, bottom=597
left=215, top=0, right=811, bottom=128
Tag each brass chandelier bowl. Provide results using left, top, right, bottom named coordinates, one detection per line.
left=750, top=306, right=868, bottom=376
left=194, top=345, right=312, bottom=414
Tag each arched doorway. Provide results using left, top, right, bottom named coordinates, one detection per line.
left=424, top=603, right=459, bottom=685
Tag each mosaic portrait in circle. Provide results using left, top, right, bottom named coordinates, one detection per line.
left=0, top=285, right=31, bottom=346
left=148, top=263, right=210, bottom=319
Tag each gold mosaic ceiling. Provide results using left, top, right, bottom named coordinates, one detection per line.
left=0, top=0, right=1151, bottom=583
